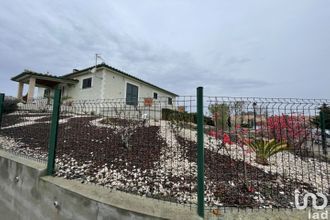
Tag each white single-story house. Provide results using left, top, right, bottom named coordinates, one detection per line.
left=11, top=63, right=177, bottom=103
left=11, top=63, right=178, bottom=118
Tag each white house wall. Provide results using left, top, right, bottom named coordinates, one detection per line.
left=62, top=68, right=176, bottom=119
left=36, top=86, right=61, bottom=98
left=103, top=69, right=176, bottom=102
left=100, top=68, right=176, bottom=120
left=65, top=72, right=103, bottom=100
left=37, top=87, right=45, bottom=98
left=59, top=68, right=175, bottom=102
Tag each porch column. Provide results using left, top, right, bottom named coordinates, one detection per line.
left=17, top=82, right=24, bottom=99
left=27, top=77, right=36, bottom=100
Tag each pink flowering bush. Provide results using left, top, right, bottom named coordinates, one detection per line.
left=256, top=114, right=310, bottom=150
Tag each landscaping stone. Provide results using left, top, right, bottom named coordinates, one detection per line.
left=0, top=112, right=329, bottom=209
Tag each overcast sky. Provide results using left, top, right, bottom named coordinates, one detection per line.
left=0, top=0, right=329, bottom=98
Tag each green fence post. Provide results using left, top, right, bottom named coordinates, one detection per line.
left=0, top=93, right=4, bottom=129
left=47, top=89, right=61, bottom=175
left=320, top=104, right=327, bottom=155
left=197, top=87, right=204, bottom=218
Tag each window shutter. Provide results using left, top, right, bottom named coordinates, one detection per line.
left=126, top=83, right=138, bottom=106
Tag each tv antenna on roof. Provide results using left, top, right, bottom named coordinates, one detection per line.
left=91, top=53, right=105, bottom=73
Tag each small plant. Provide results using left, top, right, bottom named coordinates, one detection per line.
left=168, top=112, right=186, bottom=133
left=111, top=106, right=146, bottom=150
left=114, top=106, right=123, bottom=118
left=244, top=139, right=288, bottom=165
left=118, top=119, right=146, bottom=150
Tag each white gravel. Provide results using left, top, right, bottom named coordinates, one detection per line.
left=54, top=120, right=199, bottom=205
left=157, top=121, right=197, bottom=177
left=1, top=113, right=329, bottom=208
left=0, top=135, right=47, bottom=161
left=177, top=127, right=330, bottom=193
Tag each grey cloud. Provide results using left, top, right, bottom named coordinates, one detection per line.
left=0, top=0, right=329, bottom=99
left=224, top=57, right=251, bottom=66
left=116, top=44, right=269, bottom=95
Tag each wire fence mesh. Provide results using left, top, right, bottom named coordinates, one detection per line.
left=0, top=98, right=52, bottom=163
left=54, top=97, right=198, bottom=207
left=0, top=95, right=329, bottom=213
left=203, top=97, right=330, bottom=212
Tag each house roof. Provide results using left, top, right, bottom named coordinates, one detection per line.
left=11, top=70, right=78, bottom=86
left=62, top=63, right=178, bottom=97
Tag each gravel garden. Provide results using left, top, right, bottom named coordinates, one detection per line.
left=0, top=110, right=329, bottom=210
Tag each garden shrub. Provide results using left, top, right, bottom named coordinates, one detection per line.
left=3, top=98, right=19, bottom=114
left=162, top=108, right=178, bottom=120
left=161, top=108, right=214, bottom=126
left=258, top=114, right=309, bottom=151
left=208, top=103, right=230, bottom=130
left=244, top=138, right=288, bottom=165
left=241, top=122, right=253, bottom=128
left=312, top=104, right=330, bottom=129
left=204, top=116, right=215, bottom=126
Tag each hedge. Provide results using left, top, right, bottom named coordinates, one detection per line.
left=3, top=98, right=19, bottom=114
left=161, top=108, right=214, bottom=126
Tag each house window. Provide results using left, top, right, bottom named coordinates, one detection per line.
left=126, top=83, right=138, bottom=105
left=168, top=97, right=173, bottom=105
left=153, top=92, right=158, bottom=99
left=82, top=78, right=92, bottom=89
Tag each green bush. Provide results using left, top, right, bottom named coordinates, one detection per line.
left=161, top=108, right=214, bottom=126
left=208, top=103, right=230, bottom=129
left=312, top=104, right=330, bottom=129
left=161, top=108, right=177, bottom=120
left=204, top=116, right=215, bottom=126
left=241, top=123, right=253, bottom=128
left=2, top=98, right=19, bottom=114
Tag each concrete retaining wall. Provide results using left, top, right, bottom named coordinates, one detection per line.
left=1, top=150, right=328, bottom=220
left=0, top=150, right=199, bottom=220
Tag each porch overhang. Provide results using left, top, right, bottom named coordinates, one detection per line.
left=11, top=70, right=78, bottom=87
left=11, top=70, right=78, bottom=100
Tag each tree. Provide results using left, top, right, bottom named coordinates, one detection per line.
left=208, top=103, right=230, bottom=130
left=312, top=104, right=330, bottom=129
left=257, top=114, right=310, bottom=151
left=232, top=101, right=245, bottom=126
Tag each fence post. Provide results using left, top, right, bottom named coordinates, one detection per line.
left=320, top=104, right=327, bottom=155
left=253, top=102, right=257, bottom=131
left=196, top=87, right=204, bottom=218
left=47, top=89, right=61, bottom=175
left=0, top=93, right=4, bottom=128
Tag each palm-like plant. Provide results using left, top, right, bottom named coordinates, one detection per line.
left=245, top=139, right=288, bottom=165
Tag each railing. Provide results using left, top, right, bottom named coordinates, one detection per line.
left=0, top=89, right=329, bottom=218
